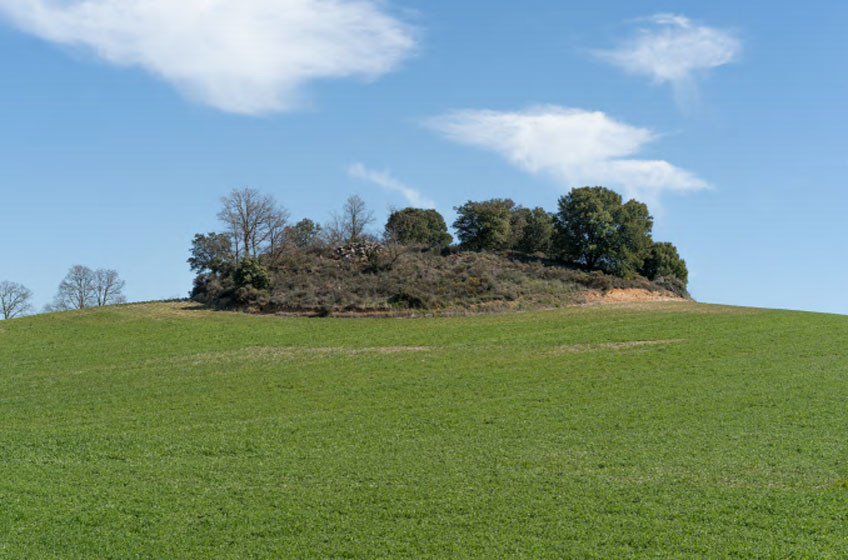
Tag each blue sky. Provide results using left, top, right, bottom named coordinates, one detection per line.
left=0, top=0, right=846, bottom=314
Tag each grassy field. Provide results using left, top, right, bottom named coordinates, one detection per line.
left=1, top=301, right=848, bottom=558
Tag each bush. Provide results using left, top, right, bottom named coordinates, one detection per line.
left=639, top=242, right=688, bottom=286
left=234, top=258, right=270, bottom=290
left=653, top=276, right=690, bottom=299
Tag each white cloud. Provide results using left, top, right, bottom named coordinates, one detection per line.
left=594, top=14, right=740, bottom=106
left=0, top=0, right=416, bottom=114
left=425, top=105, right=708, bottom=207
left=348, top=162, right=435, bottom=209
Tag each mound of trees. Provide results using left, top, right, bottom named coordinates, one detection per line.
left=190, top=184, right=689, bottom=311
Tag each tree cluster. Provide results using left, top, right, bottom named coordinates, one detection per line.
left=452, top=187, right=687, bottom=283
left=190, top=185, right=689, bottom=309
left=47, top=265, right=127, bottom=311
left=453, top=199, right=553, bottom=254
left=1, top=264, right=128, bottom=319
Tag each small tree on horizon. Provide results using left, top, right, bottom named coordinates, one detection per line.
left=217, top=187, right=289, bottom=261
left=326, top=195, right=375, bottom=245
left=93, top=269, right=127, bottom=307
left=0, top=281, right=33, bottom=319
left=49, top=265, right=126, bottom=311
left=284, top=218, right=323, bottom=249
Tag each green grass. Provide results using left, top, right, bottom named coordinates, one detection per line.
left=2, top=301, right=848, bottom=558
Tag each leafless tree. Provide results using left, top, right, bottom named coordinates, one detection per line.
left=93, top=269, right=127, bottom=306
left=217, top=187, right=289, bottom=260
left=266, top=208, right=290, bottom=255
left=0, top=281, right=33, bottom=319
left=52, top=265, right=96, bottom=310
left=327, top=194, right=375, bottom=245
left=322, top=212, right=348, bottom=247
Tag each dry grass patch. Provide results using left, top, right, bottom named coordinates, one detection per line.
left=549, top=338, right=685, bottom=355
left=180, top=345, right=437, bottom=367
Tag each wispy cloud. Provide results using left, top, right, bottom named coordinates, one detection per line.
left=425, top=105, right=709, bottom=208
left=593, top=14, right=740, bottom=107
left=0, top=0, right=416, bottom=115
left=348, top=163, right=435, bottom=209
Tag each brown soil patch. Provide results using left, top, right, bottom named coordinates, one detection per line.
left=582, top=288, right=686, bottom=304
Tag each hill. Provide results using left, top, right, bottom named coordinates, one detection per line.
left=2, top=302, right=848, bottom=557
left=194, top=246, right=687, bottom=315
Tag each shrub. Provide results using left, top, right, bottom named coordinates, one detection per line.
left=234, top=258, right=270, bottom=290
left=640, top=242, right=688, bottom=286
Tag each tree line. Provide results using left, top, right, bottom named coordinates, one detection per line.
left=0, top=265, right=127, bottom=320
left=190, top=185, right=688, bottom=301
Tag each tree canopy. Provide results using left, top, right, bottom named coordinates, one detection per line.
left=553, top=186, right=653, bottom=275
left=385, top=208, right=452, bottom=247
left=640, top=241, right=688, bottom=284
left=453, top=199, right=516, bottom=252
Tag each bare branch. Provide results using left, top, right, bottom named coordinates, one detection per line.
left=93, top=269, right=127, bottom=306
left=327, top=194, right=375, bottom=245
left=0, top=281, right=33, bottom=319
left=217, top=187, right=289, bottom=260
left=53, top=265, right=96, bottom=310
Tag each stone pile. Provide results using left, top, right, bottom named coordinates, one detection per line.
left=331, top=242, right=387, bottom=262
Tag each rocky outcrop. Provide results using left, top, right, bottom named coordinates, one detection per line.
left=331, top=242, right=387, bottom=262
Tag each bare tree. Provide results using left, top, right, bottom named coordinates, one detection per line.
left=323, top=213, right=348, bottom=247
left=328, top=194, right=375, bottom=245
left=266, top=207, right=290, bottom=255
left=52, top=265, right=96, bottom=310
left=93, top=269, right=127, bottom=306
left=50, top=266, right=127, bottom=311
left=0, top=281, right=33, bottom=319
left=217, top=188, right=289, bottom=260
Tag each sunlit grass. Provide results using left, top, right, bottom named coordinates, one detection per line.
left=1, top=301, right=847, bottom=558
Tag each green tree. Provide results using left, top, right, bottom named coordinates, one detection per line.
left=385, top=208, right=452, bottom=247
left=553, top=186, right=653, bottom=275
left=639, top=241, right=688, bottom=285
left=512, top=207, right=554, bottom=255
left=453, top=199, right=515, bottom=251
left=188, top=232, right=234, bottom=275
left=284, top=219, right=322, bottom=249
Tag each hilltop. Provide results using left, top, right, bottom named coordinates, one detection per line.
left=193, top=246, right=688, bottom=316
left=188, top=187, right=690, bottom=316
left=2, top=301, right=848, bottom=557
